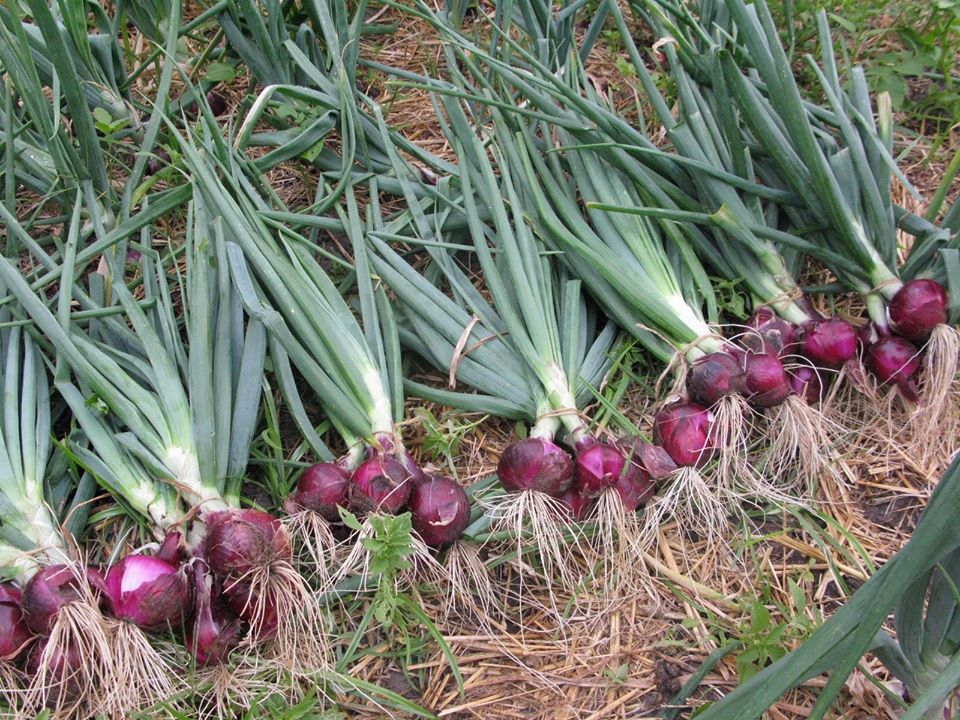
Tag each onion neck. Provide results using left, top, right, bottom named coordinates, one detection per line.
left=865, top=293, right=891, bottom=334
left=540, top=362, right=594, bottom=448
left=165, top=446, right=229, bottom=513
left=530, top=408, right=561, bottom=441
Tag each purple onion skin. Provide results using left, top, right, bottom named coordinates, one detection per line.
left=497, top=437, right=573, bottom=496
left=574, top=444, right=623, bottom=498
left=203, top=509, right=292, bottom=582
left=408, top=475, right=471, bottom=548
left=21, top=565, right=105, bottom=636
left=574, top=443, right=650, bottom=503
left=285, top=462, right=350, bottom=522
left=687, top=352, right=745, bottom=406
left=744, top=307, right=799, bottom=356
left=612, top=470, right=655, bottom=512
left=187, top=563, right=243, bottom=667
left=889, top=279, right=949, bottom=343
left=743, top=352, right=790, bottom=408
left=789, top=367, right=824, bottom=404
left=619, top=438, right=678, bottom=480
left=157, top=530, right=186, bottom=566
left=222, top=583, right=278, bottom=641
left=0, top=584, right=33, bottom=660
left=866, top=336, right=922, bottom=402
left=653, top=402, right=715, bottom=469
left=558, top=489, right=595, bottom=521
left=348, top=456, right=413, bottom=515
left=26, top=638, right=82, bottom=704
left=802, top=318, right=858, bottom=370
left=105, top=556, right=189, bottom=632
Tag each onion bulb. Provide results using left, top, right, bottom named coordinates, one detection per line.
left=497, top=437, right=573, bottom=496
left=408, top=475, right=471, bottom=547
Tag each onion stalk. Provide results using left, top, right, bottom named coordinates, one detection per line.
left=171, top=112, right=442, bottom=596
left=0, top=188, right=329, bottom=709
left=362, top=97, right=677, bottom=600
left=0, top=326, right=117, bottom=717
left=632, top=0, right=960, bottom=466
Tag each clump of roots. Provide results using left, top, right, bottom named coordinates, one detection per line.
left=230, top=558, right=330, bottom=679
left=192, top=662, right=272, bottom=720
left=105, top=621, right=181, bottom=716
left=587, top=490, right=655, bottom=603
left=282, top=510, right=337, bottom=591
left=640, top=466, right=733, bottom=551
left=761, top=393, right=853, bottom=498
left=488, top=489, right=585, bottom=596
left=906, top=324, right=960, bottom=470
left=711, top=394, right=758, bottom=497
left=0, top=662, right=24, bottom=714
left=25, top=595, right=114, bottom=719
left=442, top=542, right=499, bottom=630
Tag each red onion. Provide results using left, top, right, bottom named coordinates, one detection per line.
left=889, top=279, right=949, bottom=343
left=653, top=402, right=715, bottom=468
left=612, top=469, right=655, bottom=511
left=348, top=456, right=413, bottom=514
left=186, top=563, right=243, bottom=667
left=744, top=307, right=799, bottom=356
left=21, top=565, right=105, bottom=636
left=408, top=475, right=471, bottom=548
left=558, top=489, right=595, bottom=521
left=105, top=556, right=189, bottom=632
left=285, top=462, right=350, bottom=522
left=203, top=509, right=292, bottom=582
left=222, top=582, right=278, bottom=640
left=0, top=584, right=33, bottom=660
left=866, top=336, right=921, bottom=401
left=497, top=437, right=573, bottom=496
left=687, top=352, right=745, bottom=406
left=574, top=443, right=650, bottom=504
left=802, top=318, right=858, bottom=369
left=743, top=352, right=790, bottom=408
left=788, top=366, right=824, bottom=404
left=26, top=638, right=82, bottom=704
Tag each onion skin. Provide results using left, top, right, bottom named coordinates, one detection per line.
left=558, top=489, right=594, bottom=521
left=105, top=556, right=189, bottom=632
left=889, top=279, right=949, bottom=343
left=0, top=584, right=33, bottom=660
left=612, top=470, right=655, bottom=512
left=497, top=437, right=573, bottom=496
left=866, top=336, right=921, bottom=402
left=348, top=456, right=414, bottom=515
left=408, top=475, right=471, bottom=548
left=203, top=509, right=292, bottom=582
left=653, top=402, right=715, bottom=468
left=687, top=352, right=745, bottom=406
left=573, top=443, right=648, bottom=502
left=186, top=562, right=243, bottom=667
left=156, top=530, right=186, bottom=566
left=222, top=583, right=278, bottom=641
left=26, top=638, right=83, bottom=704
left=620, top=438, right=678, bottom=480
left=21, top=565, right=104, bottom=636
left=789, top=367, right=824, bottom=404
left=285, top=462, right=350, bottom=522
left=802, top=318, right=858, bottom=369
left=744, top=307, right=799, bottom=356
left=743, top=352, right=790, bottom=408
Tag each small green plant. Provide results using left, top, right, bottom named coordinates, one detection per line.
left=733, top=578, right=819, bottom=681
left=414, top=407, right=486, bottom=477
